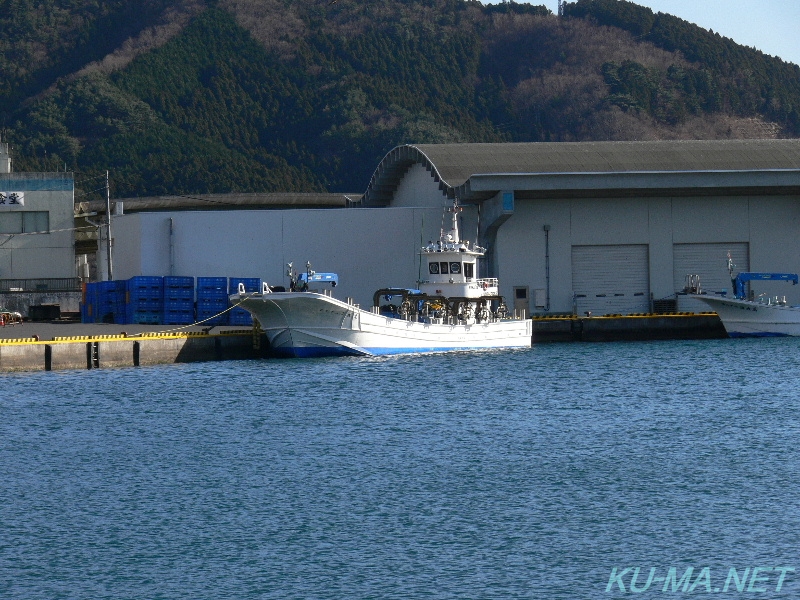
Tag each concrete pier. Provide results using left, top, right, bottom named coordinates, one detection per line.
left=532, top=312, right=727, bottom=343
left=0, top=324, right=264, bottom=372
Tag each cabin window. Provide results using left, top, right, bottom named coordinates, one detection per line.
left=449, top=262, right=461, bottom=274
left=464, top=263, right=474, bottom=278
left=429, top=262, right=440, bottom=274
left=440, top=261, right=449, bottom=274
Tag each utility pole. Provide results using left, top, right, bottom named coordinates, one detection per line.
left=105, top=170, right=114, bottom=280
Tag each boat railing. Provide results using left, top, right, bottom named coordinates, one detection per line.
left=376, top=307, right=510, bottom=324
left=476, top=278, right=498, bottom=288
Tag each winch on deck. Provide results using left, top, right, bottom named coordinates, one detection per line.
left=373, top=288, right=508, bottom=324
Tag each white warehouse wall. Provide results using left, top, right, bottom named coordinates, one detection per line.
left=112, top=207, right=447, bottom=307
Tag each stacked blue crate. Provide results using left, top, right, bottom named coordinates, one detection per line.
left=228, top=277, right=262, bottom=326
left=163, top=276, right=195, bottom=325
left=197, top=277, right=229, bottom=325
left=82, top=282, right=98, bottom=323
left=96, top=281, right=118, bottom=323
left=124, top=276, right=164, bottom=324
left=114, top=279, right=128, bottom=324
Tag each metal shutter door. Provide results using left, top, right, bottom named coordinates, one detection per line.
left=673, top=243, right=749, bottom=312
left=572, top=245, right=650, bottom=315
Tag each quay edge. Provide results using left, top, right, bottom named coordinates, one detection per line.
left=0, top=330, right=268, bottom=373
left=532, top=312, right=727, bottom=343
left=0, top=313, right=727, bottom=372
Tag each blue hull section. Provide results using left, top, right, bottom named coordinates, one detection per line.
left=368, top=346, right=501, bottom=355
left=271, top=345, right=515, bottom=358
left=271, top=346, right=364, bottom=358
left=727, top=331, right=790, bottom=338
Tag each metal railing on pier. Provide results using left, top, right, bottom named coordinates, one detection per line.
left=0, top=278, right=82, bottom=292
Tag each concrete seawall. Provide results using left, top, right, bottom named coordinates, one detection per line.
left=0, top=313, right=728, bottom=372
left=0, top=330, right=264, bottom=372
left=532, top=313, right=727, bottom=342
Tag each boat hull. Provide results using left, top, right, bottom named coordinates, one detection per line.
left=234, top=292, right=533, bottom=357
left=693, top=295, right=800, bottom=337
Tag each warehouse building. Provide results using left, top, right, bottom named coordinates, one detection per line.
left=0, top=139, right=76, bottom=283
left=108, top=139, right=800, bottom=315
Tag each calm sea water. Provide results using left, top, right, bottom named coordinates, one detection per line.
left=1, top=339, right=799, bottom=599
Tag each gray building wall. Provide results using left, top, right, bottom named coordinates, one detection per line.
left=0, top=173, right=75, bottom=279
left=111, top=191, right=800, bottom=315
left=494, top=194, right=800, bottom=314
left=388, top=165, right=800, bottom=314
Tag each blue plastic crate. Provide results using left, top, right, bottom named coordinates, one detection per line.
left=197, top=294, right=228, bottom=324
left=127, top=289, right=163, bottom=304
left=197, top=277, right=228, bottom=292
left=164, top=277, right=194, bottom=302
left=127, top=276, right=164, bottom=291
left=97, top=283, right=119, bottom=310
left=197, top=292, right=228, bottom=310
left=164, top=288, right=194, bottom=301
left=164, top=276, right=194, bottom=289
left=98, top=296, right=116, bottom=308
left=125, top=300, right=161, bottom=312
left=228, top=277, right=262, bottom=294
left=197, top=290, right=228, bottom=302
left=164, top=297, right=193, bottom=311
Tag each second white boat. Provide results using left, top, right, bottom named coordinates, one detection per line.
left=692, top=258, right=800, bottom=337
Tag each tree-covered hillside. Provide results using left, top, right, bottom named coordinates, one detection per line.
left=3, top=0, right=799, bottom=199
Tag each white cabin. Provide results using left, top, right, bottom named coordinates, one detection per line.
left=417, top=204, right=498, bottom=299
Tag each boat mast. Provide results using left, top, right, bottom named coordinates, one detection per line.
left=445, top=199, right=462, bottom=244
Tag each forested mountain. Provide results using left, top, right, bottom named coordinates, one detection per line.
left=2, top=0, right=799, bottom=199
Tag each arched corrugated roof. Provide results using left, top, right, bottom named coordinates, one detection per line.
left=363, top=140, right=800, bottom=205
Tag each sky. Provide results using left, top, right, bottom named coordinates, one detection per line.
left=507, top=0, right=800, bottom=67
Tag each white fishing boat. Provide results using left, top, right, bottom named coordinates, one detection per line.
left=692, top=256, right=800, bottom=337
left=231, top=202, right=532, bottom=357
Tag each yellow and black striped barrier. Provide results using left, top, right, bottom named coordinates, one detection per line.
left=0, top=329, right=266, bottom=372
